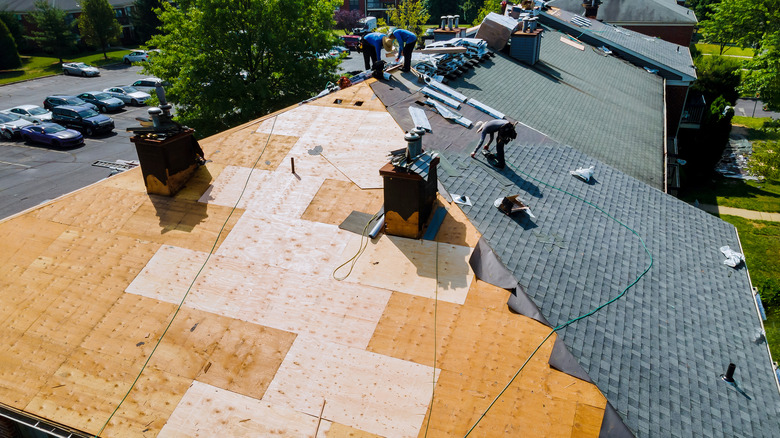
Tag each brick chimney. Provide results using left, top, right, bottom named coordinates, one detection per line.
left=582, top=0, right=601, bottom=19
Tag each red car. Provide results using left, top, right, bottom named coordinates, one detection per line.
left=340, top=35, right=361, bottom=52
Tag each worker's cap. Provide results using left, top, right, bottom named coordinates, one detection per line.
left=382, top=36, right=396, bottom=53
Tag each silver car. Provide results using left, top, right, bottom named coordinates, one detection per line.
left=2, top=105, right=53, bottom=123
left=102, top=86, right=151, bottom=106
left=0, top=112, right=34, bottom=139
left=62, top=62, right=100, bottom=77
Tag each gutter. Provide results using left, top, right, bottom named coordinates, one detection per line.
left=733, top=225, right=780, bottom=394
left=0, top=404, right=90, bottom=438
left=663, top=78, right=668, bottom=194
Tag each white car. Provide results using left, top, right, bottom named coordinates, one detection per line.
left=130, top=77, right=169, bottom=93
left=123, top=50, right=149, bottom=64
left=103, top=86, right=151, bottom=106
left=62, top=62, right=100, bottom=77
left=2, top=105, right=53, bottom=124
left=0, top=112, right=34, bottom=140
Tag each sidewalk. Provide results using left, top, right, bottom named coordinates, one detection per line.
left=699, top=204, right=780, bottom=222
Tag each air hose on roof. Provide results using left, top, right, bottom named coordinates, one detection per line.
left=462, top=160, right=654, bottom=437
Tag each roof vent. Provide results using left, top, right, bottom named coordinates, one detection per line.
left=721, top=363, right=752, bottom=399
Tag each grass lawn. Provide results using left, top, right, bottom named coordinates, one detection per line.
left=681, top=179, right=780, bottom=212
left=694, top=43, right=755, bottom=58
left=0, top=48, right=135, bottom=86
left=720, top=215, right=780, bottom=360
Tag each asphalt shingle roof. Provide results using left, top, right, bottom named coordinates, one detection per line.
left=446, top=26, right=665, bottom=189
left=550, top=0, right=698, bottom=25
left=542, top=8, right=697, bottom=80
left=372, top=78, right=780, bottom=438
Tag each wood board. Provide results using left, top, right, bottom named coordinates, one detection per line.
left=300, top=178, right=384, bottom=226
left=339, top=234, right=474, bottom=304
left=200, top=130, right=299, bottom=169
left=159, top=381, right=330, bottom=437
left=263, top=336, right=438, bottom=438
left=308, top=81, right=387, bottom=112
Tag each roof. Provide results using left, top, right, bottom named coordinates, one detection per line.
left=448, top=25, right=666, bottom=189
left=0, top=0, right=133, bottom=13
left=0, top=81, right=610, bottom=437
left=550, top=0, right=698, bottom=25
left=542, top=7, right=697, bottom=81
left=370, top=78, right=780, bottom=437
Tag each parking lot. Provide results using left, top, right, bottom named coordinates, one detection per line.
left=0, top=55, right=371, bottom=219
left=0, top=64, right=159, bottom=218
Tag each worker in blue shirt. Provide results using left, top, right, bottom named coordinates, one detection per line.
left=361, top=32, right=386, bottom=70
left=387, top=28, right=417, bottom=73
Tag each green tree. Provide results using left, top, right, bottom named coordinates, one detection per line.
left=424, top=0, right=457, bottom=24
left=748, top=139, right=780, bottom=179
left=741, top=32, right=780, bottom=110
left=686, top=0, right=719, bottom=22
left=691, top=55, right=741, bottom=104
left=458, top=0, right=479, bottom=24
left=0, top=9, right=26, bottom=52
left=699, top=0, right=770, bottom=54
left=387, top=0, right=431, bottom=39
left=26, top=0, right=77, bottom=63
left=78, top=0, right=122, bottom=59
left=0, top=18, right=21, bottom=69
left=131, top=0, right=163, bottom=43
left=144, top=0, right=340, bottom=137
left=472, top=0, right=501, bottom=26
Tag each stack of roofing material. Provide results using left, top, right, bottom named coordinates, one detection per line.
left=475, top=12, right=520, bottom=50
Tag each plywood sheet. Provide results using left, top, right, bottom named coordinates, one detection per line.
left=195, top=318, right=297, bottom=400
left=79, top=294, right=179, bottom=364
left=464, top=278, right=513, bottom=313
left=216, top=215, right=352, bottom=278
left=0, top=333, right=70, bottom=410
left=263, top=336, right=437, bottom=438
left=309, top=81, right=387, bottom=112
left=126, top=245, right=391, bottom=349
left=101, top=164, right=227, bottom=202
left=159, top=381, right=330, bottom=437
left=198, top=163, right=332, bottom=219
left=433, top=197, right=482, bottom=248
left=118, top=194, right=243, bottom=253
left=24, top=229, right=158, bottom=292
left=340, top=234, right=473, bottom=304
left=301, top=178, right=384, bottom=226
left=0, top=215, right=67, bottom=287
left=256, top=106, right=405, bottom=189
left=0, top=271, right=71, bottom=334
left=199, top=123, right=298, bottom=169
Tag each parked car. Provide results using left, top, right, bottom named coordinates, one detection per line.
left=340, top=35, right=361, bottom=52
left=62, top=62, right=100, bottom=77
left=0, top=112, right=34, bottom=140
left=50, top=105, right=114, bottom=136
left=20, top=123, right=83, bottom=148
left=330, top=46, right=351, bottom=57
left=102, top=86, right=151, bottom=105
left=2, top=105, right=53, bottom=123
left=130, top=77, right=169, bottom=93
left=43, top=95, right=98, bottom=111
left=123, top=50, right=149, bottom=64
left=76, top=92, right=125, bottom=113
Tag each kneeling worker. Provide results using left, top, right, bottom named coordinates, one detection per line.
left=361, top=31, right=386, bottom=70
left=387, top=28, right=417, bottom=73
left=471, top=120, right=518, bottom=169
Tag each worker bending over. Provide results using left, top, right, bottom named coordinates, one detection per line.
left=361, top=32, right=386, bottom=70
left=387, top=28, right=417, bottom=73
left=471, top=120, right=518, bottom=169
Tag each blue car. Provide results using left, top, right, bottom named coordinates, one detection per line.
left=20, top=123, right=84, bottom=148
left=77, top=91, right=126, bottom=113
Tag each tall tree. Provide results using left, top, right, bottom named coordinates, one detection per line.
left=144, top=0, right=340, bottom=137
left=334, top=8, right=363, bottom=32
left=458, top=0, right=479, bottom=24
left=387, top=0, right=430, bottom=38
left=26, top=0, right=77, bottom=63
left=0, top=9, right=26, bottom=52
left=0, top=18, right=21, bottom=69
left=472, top=0, right=501, bottom=26
left=699, top=0, right=770, bottom=54
left=686, top=0, right=719, bottom=22
left=741, top=32, right=780, bottom=110
left=131, top=0, right=163, bottom=43
left=424, top=0, right=458, bottom=25
left=691, top=55, right=742, bottom=104
left=78, top=0, right=122, bottom=59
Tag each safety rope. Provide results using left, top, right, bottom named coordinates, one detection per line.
left=95, top=117, right=278, bottom=437
left=463, top=159, right=654, bottom=436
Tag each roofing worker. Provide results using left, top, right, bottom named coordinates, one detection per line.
left=471, top=120, right=518, bottom=169
left=387, top=28, right=417, bottom=73
left=361, top=31, right=386, bottom=70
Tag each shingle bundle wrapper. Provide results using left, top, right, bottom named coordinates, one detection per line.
left=570, top=165, right=595, bottom=182
left=720, top=245, right=744, bottom=268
